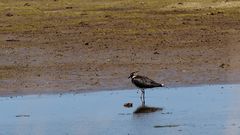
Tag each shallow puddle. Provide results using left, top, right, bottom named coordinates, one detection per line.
left=1, top=84, right=240, bottom=135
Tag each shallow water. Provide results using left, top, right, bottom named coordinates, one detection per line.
left=1, top=85, right=240, bottom=135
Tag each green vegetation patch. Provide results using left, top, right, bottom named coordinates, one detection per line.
left=0, top=0, right=240, bottom=33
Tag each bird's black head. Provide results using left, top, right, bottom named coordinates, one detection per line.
left=128, top=71, right=138, bottom=79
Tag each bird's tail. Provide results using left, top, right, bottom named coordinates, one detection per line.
left=158, top=83, right=164, bottom=87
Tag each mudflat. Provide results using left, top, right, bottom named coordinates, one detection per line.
left=1, top=0, right=240, bottom=96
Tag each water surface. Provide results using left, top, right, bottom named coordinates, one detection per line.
left=1, top=85, right=240, bottom=135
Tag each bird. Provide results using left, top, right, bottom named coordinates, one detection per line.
left=128, top=71, right=164, bottom=105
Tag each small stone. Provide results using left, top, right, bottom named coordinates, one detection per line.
left=124, top=103, right=133, bottom=108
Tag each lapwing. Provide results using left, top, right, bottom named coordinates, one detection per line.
left=128, top=71, right=164, bottom=105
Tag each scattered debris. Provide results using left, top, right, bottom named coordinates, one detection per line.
left=219, top=63, right=229, bottom=68
left=124, top=102, right=133, bottom=108
left=6, top=39, right=20, bottom=42
left=154, top=124, right=180, bottom=128
left=208, top=11, right=224, bottom=16
left=6, top=13, right=13, bottom=17
left=104, top=15, right=111, bottom=18
left=79, top=22, right=89, bottom=27
left=24, top=3, right=31, bottom=6
left=134, top=106, right=162, bottom=114
left=210, top=12, right=215, bottom=15
left=66, top=6, right=73, bottom=9
left=217, top=11, right=224, bottom=14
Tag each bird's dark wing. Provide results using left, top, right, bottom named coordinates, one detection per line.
left=132, top=75, right=162, bottom=88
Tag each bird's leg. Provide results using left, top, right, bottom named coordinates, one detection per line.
left=137, top=89, right=141, bottom=94
left=139, top=89, right=143, bottom=101
left=141, top=89, right=145, bottom=106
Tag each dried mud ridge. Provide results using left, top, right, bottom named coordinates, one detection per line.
left=1, top=0, right=240, bottom=96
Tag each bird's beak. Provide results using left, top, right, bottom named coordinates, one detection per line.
left=128, top=75, right=131, bottom=79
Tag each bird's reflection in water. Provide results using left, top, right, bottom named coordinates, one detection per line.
left=134, top=92, right=163, bottom=114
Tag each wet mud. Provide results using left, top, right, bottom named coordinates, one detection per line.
left=1, top=0, right=240, bottom=95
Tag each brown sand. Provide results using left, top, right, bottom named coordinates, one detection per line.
left=1, top=0, right=240, bottom=96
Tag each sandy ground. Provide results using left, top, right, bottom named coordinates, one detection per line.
left=1, top=0, right=240, bottom=96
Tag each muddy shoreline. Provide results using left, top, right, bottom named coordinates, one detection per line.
left=1, top=0, right=240, bottom=96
